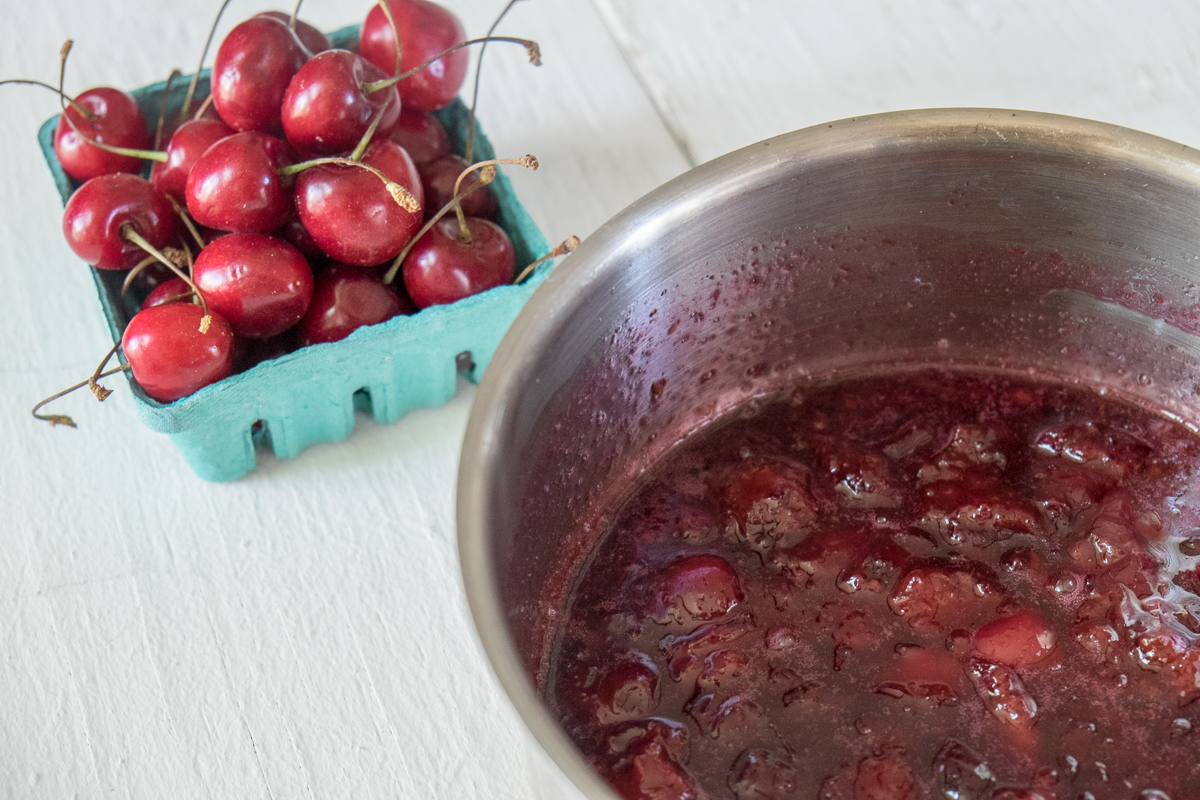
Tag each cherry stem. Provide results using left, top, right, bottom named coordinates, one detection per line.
left=279, top=157, right=420, bottom=213
left=88, top=342, right=121, bottom=401
left=466, top=0, right=523, bottom=162
left=376, top=0, right=401, bottom=77
left=167, top=195, right=207, bottom=252
left=451, top=155, right=537, bottom=242
left=181, top=0, right=234, bottom=119
left=0, top=78, right=94, bottom=119
left=153, top=68, right=182, bottom=151
left=381, top=170, right=496, bottom=285
left=32, top=364, right=130, bottom=428
left=514, top=235, right=581, bottom=285
left=120, top=255, right=161, bottom=296
left=348, top=91, right=394, bottom=162
left=54, top=41, right=168, bottom=162
left=289, top=0, right=303, bottom=30
left=54, top=40, right=94, bottom=120
left=192, top=93, right=215, bottom=122
left=122, top=226, right=212, bottom=331
left=360, top=36, right=541, bottom=94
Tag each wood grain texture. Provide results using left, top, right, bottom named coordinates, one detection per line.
left=592, top=0, right=1200, bottom=164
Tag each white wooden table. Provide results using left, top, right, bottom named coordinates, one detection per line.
left=3, top=1, right=1199, bottom=796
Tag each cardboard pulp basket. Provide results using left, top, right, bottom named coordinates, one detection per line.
left=38, top=25, right=550, bottom=481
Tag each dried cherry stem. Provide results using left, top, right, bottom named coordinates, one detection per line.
left=167, top=195, right=207, bottom=251
left=192, top=93, right=215, bottom=121
left=55, top=40, right=168, bottom=162
left=381, top=170, right=496, bottom=285
left=181, top=0, right=235, bottom=119
left=360, top=36, right=541, bottom=94
left=88, top=342, right=121, bottom=401
left=451, top=155, right=537, bottom=243
left=279, top=158, right=420, bottom=212
left=33, top=358, right=130, bottom=428
left=121, top=226, right=212, bottom=331
left=153, top=68, right=182, bottom=150
left=465, top=0, right=524, bottom=161
left=289, top=0, right=304, bottom=30
left=377, top=0, right=402, bottom=76
left=513, top=235, right=580, bottom=285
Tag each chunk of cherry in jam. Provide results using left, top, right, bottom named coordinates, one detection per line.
left=546, top=371, right=1200, bottom=800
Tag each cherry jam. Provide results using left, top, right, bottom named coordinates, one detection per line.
left=544, top=371, right=1200, bottom=800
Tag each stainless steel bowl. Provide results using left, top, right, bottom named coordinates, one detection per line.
left=457, top=108, right=1200, bottom=799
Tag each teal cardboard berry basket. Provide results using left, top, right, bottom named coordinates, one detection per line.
left=38, top=25, right=549, bottom=481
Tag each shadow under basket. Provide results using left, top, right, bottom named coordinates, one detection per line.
left=39, top=25, right=550, bottom=481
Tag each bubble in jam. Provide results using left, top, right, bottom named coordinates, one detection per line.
left=544, top=371, right=1200, bottom=799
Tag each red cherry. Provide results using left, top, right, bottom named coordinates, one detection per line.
left=297, top=263, right=413, bottom=346
left=359, top=0, right=469, bottom=111
left=149, top=118, right=234, bottom=203
left=591, top=655, right=659, bottom=724
left=232, top=328, right=297, bottom=373
left=192, top=234, right=314, bottom=338
left=185, top=131, right=296, bottom=233
left=277, top=218, right=325, bottom=261
left=401, top=216, right=514, bottom=308
left=62, top=174, right=174, bottom=269
left=973, top=610, right=1057, bottom=667
left=143, top=276, right=193, bottom=307
left=281, top=50, right=401, bottom=157
left=252, top=11, right=333, bottom=56
left=122, top=303, right=235, bottom=403
left=294, top=139, right=422, bottom=265
left=54, top=87, right=150, bottom=182
left=211, top=16, right=309, bottom=132
left=419, top=154, right=498, bottom=219
left=651, top=554, right=743, bottom=624
left=387, top=108, right=451, bottom=166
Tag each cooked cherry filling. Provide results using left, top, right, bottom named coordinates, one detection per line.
left=545, top=371, right=1200, bottom=799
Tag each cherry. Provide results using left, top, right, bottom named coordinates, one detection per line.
left=420, top=154, right=499, bottom=219
left=294, top=139, right=422, bottom=265
left=965, top=659, right=1039, bottom=729
left=143, top=276, right=193, bottom=307
left=651, top=554, right=743, bottom=624
left=851, top=747, right=919, bottom=800
left=277, top=217, right=325, bottom=261
left=211, top=15, right=309, bottom=133
left=359, top=0, right=470, bottom=112
left=122, top=303, right=235, bottom=403
left=253, top=11, right=333, bottom=56
left=401, top=216, right=514, bottom=308
left=387, top=108, right=451, bottom=166
left=888, top=566, right=1001, bottom=630
left=185, top=131, right=296, bottom=233
left=297, top=263, right=413, bottom=346
left=973, top=610, right=1057, bottom=668
left=54, top=86, right=150, bottom=181
left=592, top=655, right=659, bottom=725
left=62, top=174, right=173, bottom=269
left=149, top=118, right=234, bottom=203
left=281, top=50, right=401, bottom=157
left=231, top=329, right=298, bottom=373
left=192, top=234, right=314, bottom=338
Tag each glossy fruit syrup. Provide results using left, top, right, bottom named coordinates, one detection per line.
left=544, top=370, right=1200, bottom=800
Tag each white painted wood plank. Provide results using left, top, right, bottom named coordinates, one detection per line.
left=594, top=0, right=1200, bottom=163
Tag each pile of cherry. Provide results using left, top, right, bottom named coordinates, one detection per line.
left=40, top=0, right=555, bottom=415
